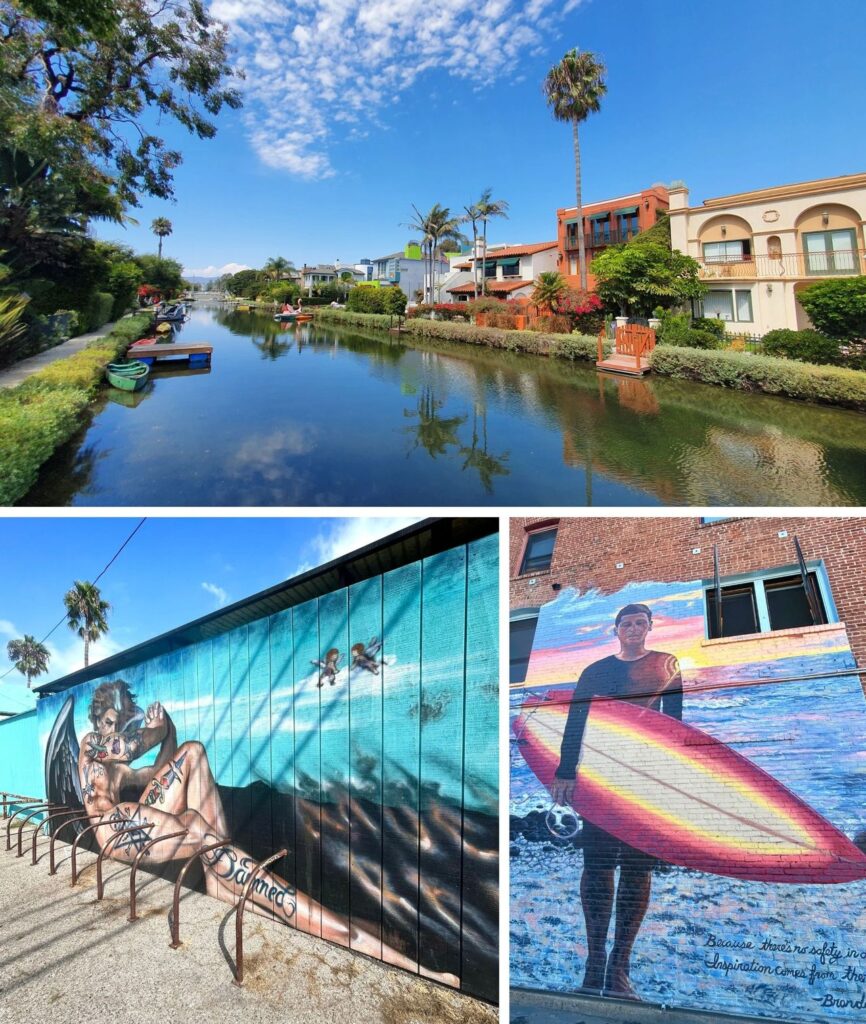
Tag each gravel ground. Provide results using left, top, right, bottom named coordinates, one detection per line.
left=0, top=835, right=497, bottom=1024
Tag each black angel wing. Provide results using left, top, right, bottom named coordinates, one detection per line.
left=44, top=695, right=85, bottom=833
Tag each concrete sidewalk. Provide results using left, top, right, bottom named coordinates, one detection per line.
left=0, top=320, right=118, bottom=389
left=0, top=836, right=495, bottom=1024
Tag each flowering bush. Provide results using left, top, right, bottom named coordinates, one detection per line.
left=407, top=303, right=470, bottom=321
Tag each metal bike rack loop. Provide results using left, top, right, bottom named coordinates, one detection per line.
left=233, top=848, right=287, bottom=986
left=29, top=808, right=75, bottom=864
left=128, top=829, right=188, bottom=921
left=1, top=792, right=42, bottom=818
left=16, top=802, right=67, bottom=860
left=169, top=839, right=227, bottom=949
left=6, top=803, right=52, bottom=851
left=96, top=823, right=155, bottom=900
left=49, top=814, right=94, bottom=875
left=71, top=819, right=111, bottom=886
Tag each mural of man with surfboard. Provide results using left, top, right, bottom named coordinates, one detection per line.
left=549, top=602, right=683, bottom=1001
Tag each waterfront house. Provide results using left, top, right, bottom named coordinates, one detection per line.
left=371, top=243, right=450, bottom=302
left=444, top=241, right=559, bottom=302
left=668, top=172, right=866, bottom=335
left=556, top=184, right=670, bottom=289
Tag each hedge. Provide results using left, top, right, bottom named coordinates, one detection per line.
left=649, top=345, right=866, bottom=411
left=0, top=313, right=152, bottom=505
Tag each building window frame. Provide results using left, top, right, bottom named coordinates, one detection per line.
left=702, top=239, right=753, bottom=263
left=695, top=288, right=754, bottom=323
left=517, top=523, right=558, bottom=576
left=510, top=607, right=541, bottom=684
left=701, top=560, right=837, bottom=640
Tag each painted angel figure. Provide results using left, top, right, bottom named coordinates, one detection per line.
left=351, top=637, right=382, bottom=675
left=44, top=678, right=365, bottom=941
left=311, top=647, right=341, bottom=687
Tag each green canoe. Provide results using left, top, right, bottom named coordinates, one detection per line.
left=106, top=360, right=150, bottom=392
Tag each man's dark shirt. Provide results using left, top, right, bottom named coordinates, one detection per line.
left=555, top=651, right=683, bottom=780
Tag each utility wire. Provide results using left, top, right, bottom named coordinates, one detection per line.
left=0, top=518, right=148, bottom=694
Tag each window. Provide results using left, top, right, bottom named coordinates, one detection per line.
left=700, top=289, right=753, bottom=322
left=510, top=612, right=539, bottom=684
left=705, top=567, right=829, bottom=640
left=803, top=229, right=858, bottom=275
left=703, top=239, right=752, bottom=263
left=520, top=528, right=557, bottom=574
left=569, top=256, right=577, bottom=275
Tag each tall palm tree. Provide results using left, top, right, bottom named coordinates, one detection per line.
left=476, top=189, right=509, bottom=296
left=6, top=635, right=50, bottom=689
left=463, top=197, right=483, bottom=300
left=407, top=204, right=467, bottom=304
left=543, top=49, right=607, bottom=291
left=264, top=256, right=294, bottom=281
left=151, top=217, right=173, bottom=259
left=63, top=580, right=110, bottom=668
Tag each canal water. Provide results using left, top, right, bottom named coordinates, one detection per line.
left=22, top=305, right=866, bottom=506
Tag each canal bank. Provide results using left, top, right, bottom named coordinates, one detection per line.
left=11, top=305, right=866, bottom=506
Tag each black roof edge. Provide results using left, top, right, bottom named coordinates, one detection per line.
left=34, top=517, right=497, bottom=698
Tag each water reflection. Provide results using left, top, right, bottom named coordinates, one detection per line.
left=21, top=304, right=866, bottom=507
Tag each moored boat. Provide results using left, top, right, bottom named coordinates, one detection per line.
left=106, top=360, right=150, bottom=392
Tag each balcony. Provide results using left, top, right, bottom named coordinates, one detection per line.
left=565, top=227, right=642, bottom=251
left=696, top=250, right=864, bottom=281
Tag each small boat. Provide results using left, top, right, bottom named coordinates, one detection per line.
left=236, top=304, right=251, bottom=312
left=274, top=312, right=314, bottom=323
left=155, top=322, right=173, bottom=334
left=155, top=303, right=188, bottom=323
left=106, top=360, right=150, bottom=392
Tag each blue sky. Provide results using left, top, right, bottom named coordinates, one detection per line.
left=95, top=0, right=866, bottom=279
left=0, top=516, right=420, bottom=714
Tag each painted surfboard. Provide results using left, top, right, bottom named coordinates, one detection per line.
left=515, top=694, right=866, bottom=884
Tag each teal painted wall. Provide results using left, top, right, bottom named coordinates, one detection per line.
left=0, top=711, right=44, bottom=802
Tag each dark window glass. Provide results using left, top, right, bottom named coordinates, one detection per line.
left=765, top=573, right=826, bottom=631
left=510, top=616, right=539, bottom=684
left=706, top=583, right=759, bottom=639
left=520, top=529, right=557, bottom=574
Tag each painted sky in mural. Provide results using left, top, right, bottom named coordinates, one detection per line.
left=511, top=580, right=866, bottom=1023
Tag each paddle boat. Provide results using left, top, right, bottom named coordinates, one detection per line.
left=105, top=360, right=150, bottom=392
left=155, top=303, right=188, bottom=323
left=274, top=311, right=314, bottom=323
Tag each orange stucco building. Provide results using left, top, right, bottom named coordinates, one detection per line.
left=556, top=183, right=670, bottom=289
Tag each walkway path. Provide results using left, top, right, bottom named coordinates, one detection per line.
left=0, top=319, right=118, bottom=390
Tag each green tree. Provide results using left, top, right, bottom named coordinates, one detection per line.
left=543, top=49, right=607, bottom=291
left=134, top=254, right=183, bottom=296
left=263, top=256, right=294, bottom=282
left=6, top=634, right=49, bottom=688
left=797, top=277, right=866, bottom=342
left=591, top=241, right=704, bottom=317
left=0, top=0, right=242, bottom=211
left=63, top=580, right=110, bottom=668
left=383, top=286, right=407, bottom=316
left=475, top=188, right=509, bottom=296
left=531, top=270, right=569, bottom=314
left=223, top=268, right=264, bottom=297
left=151, top=217, right=173, bottom=260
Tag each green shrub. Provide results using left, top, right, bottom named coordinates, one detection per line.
left=659, top=327, right=721, bottom=350
left=762, top=328, right=842, bottom=366
left=82, top=291, right=115, bottom=331
left=346, top=287, right=386, bottom=314
left=650, top=345, right=866, bottom=410
left=107, top=260, right=143, bottom=319
left=465, top=297, right=508, bottom=315
left=797, top=276, right=866, bottom=341
left=382, top=287, right=408, bottom=316
left=691, top=316, right=727, bottom=340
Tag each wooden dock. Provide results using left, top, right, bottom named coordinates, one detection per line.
left=596, top=324, right=655, bottom=377
left=130, top=339, right=213, bottom=366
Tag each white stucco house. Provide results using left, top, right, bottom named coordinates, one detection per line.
left=442, top=241, right=559, bottom=302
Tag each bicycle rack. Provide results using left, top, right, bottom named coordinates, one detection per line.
left=1, top=792, right=43, bottom=818
left=96, top=823, right=155, bottom=901
left=71, top=819, right=111, bottom=886
left=49, top=814, right=94, bottom=875
left=128, top=829, right=188, bottom=922
left=6, top=802, right=52, bottom=851
left=16, top=804, right=68, bottom=857
left=32, top=809, right=81, bottom=865
left=233, top=848, right=287, bottom=986
left=169, top=839, right=227, bottom=949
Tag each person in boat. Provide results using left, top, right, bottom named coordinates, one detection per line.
left=549, top=603, right=682, bottom=1002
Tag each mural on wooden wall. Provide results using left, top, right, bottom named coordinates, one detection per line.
left=511, top=581, right=866, bottom=1023
left=40, top=535, right=498, bottom=1001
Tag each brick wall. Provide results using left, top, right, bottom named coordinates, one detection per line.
left=510, top=516, right=866, bottom=671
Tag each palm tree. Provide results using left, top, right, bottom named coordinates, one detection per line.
left=6, top=635, right=50, bottom=689
left=264, top=256, right=294, bottom=281
left=532, top=270, right=569, bottom=315
left=476, top=189, right=509, bottom=296
left=463, top=197, right=483, bottom=300
left=407, top=204, right=467, bottom=304
left=543, top=49, right=607, bottom=291
left=63, top=580, right=110, bottom=668
left=151, top=217, right=173, bottom=259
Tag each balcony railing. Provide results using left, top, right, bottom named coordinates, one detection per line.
left=696, top=250, right=864, bottom=281
left=565, top=227, right=642, bottom=250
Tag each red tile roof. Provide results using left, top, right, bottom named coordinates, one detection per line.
left=454, top=241, right=558, bottom=268
left=448, top=279, right=533, bottom=294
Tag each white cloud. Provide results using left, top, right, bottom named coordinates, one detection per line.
left=211, top=0, right=584, bottom=177
left=183, top=262, right=251, bottom=278
left=294, top=517, right=424, bottom=576
left=0, top=619, right=17, bottom=639
left=202, top=582, right=230, bottom=608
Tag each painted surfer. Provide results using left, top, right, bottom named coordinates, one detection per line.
left=312, top=647, right=341, bottom=687
left=351, top=637, right=382, bottom=674
left=549, top=603, right=683, bottom=1001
